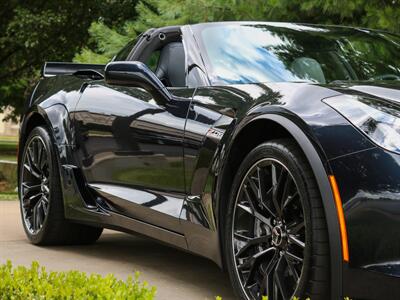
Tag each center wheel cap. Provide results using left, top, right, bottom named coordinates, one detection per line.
left=271, top=226, right=286, bottom=247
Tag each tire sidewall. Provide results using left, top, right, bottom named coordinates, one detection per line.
left=224, top=141, right=314, bottom=300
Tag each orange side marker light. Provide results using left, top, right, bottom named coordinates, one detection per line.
left=329, top=175, right=349, bottom=262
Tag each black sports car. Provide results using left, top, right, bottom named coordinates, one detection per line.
left=18, top=22, right=400, bottom=299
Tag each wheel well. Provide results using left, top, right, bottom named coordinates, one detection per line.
left=218, top=119, right=301, bottom=262
left=21, top=113, right=47, bottom=147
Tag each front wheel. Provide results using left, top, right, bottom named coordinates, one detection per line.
left=224, top=139, right=330, bottom=300
left=19, top=126, right=103, bottom=245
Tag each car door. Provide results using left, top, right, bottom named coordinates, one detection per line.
left=72, top=74, right=192, bottom=235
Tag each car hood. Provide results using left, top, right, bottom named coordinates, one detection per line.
left=324, top=81, right=400, bottom=106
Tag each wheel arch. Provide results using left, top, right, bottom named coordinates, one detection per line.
left=217, top=114, right=342, bottom=299
left=20, top=104, right=72, bottom=147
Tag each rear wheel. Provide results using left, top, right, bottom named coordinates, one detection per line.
left=225, top=139, right=330, bottom=299
left=19, top=126, right=103, bottom=245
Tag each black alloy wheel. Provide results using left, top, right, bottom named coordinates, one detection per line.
left=225, top=139, right=330, bottom=300
left=19, top=126, right=103, bottom=245
left=20, top=134, right=50, bottom=234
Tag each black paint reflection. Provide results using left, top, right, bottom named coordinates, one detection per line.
left=73, top=83, right=193, bottom=233
left=330, top=147, right=400, bottom=268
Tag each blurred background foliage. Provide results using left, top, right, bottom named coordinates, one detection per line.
left=1, top=0, right=400, bottom=119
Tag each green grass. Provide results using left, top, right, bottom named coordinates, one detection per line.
left=0, top=136, right=17, bottom=142
left=0, top=136, right=18, bottom=192
left=0, top=136, right=17, bottom=163
left=0, top=192, right=17, bottom=201
left=0, top=154, right=16, bottom=162
left=0, top=141, right=17, bottom=151
left=0, top=138, right=17, bottom=150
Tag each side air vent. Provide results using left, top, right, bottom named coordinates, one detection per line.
left=70, top=167, right=97, bottom=208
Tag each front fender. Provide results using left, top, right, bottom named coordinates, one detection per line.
left=218, top=113, right=343, bottom=299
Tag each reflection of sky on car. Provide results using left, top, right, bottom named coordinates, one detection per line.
left=201, top=25, right=302, bottom=84
left=91, top=183, right=182, bottom=218
left=350, top=85, right=400, bottom=105
left=264, top=22, right=330, bottom=33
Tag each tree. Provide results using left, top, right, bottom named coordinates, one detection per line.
left=0, top=0, right=137, bottom=119
left=76, top=0, right=400, bottom=64
left=3, top=0, right=400, bottom=118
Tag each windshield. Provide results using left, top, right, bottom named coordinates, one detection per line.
left=196, top=23, right=400, bottom=85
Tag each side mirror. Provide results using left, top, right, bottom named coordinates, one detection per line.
left=104, top=61, right=171, bottom=103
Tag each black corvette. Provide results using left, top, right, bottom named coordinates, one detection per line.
left=18, top=22, right=400, bottom=299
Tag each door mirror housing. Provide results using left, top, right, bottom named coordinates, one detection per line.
left=104, top=61, right=172, bottom=103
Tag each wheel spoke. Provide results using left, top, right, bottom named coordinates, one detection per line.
left=24, top=163, right=41, bottom=179
left=285, top=250, right=303, bottom=263
left=40, top=194, right=49, bottom=215
left=33, top=140, right=39, bottom=167
left=239, top=247, right=276, bottom=287
left=288, top=234, right=305, bottom=249
left=273, top=279, right=279, bottom=300
left=257, top=167, right=280, bottom=219
left=246, top=176, right=260, bottom=201
left=239, top=190, right=272, bottom=228
left=261, top=250, right=280, bottom=297
left=245, top=282, right=259, bottom=300
left=271, top=164, right=283, bottom=217
left=238, top=247, right=275, bottom=271
left=274, top=256, right=290, bottom=300
left=282, top=191, right=299, bottom=210
left=257, top=167, right=268, bottom=203
left=235, top=234, right=270, bottom=258
left=287, top=220, right=304, bottom=234
left=23, top=192, right=42, bottom=209
left=281, top=175, right=294, bottom=210
left=263, top=271, right=274, bottom=299
left=38, top=202, right=44, bottom=227
left=22, top=182, right=41, bottom=196
left=39, top=199, right=47, bottom=219
left=28, top=146, right=37, bottom=170
left=37, top=141, right=44, bottom=171
left=234, top=232, right=251, bottom=242
left=32, top=201, right=40, bottom=231
left=284, top=254, right=300, bottom=283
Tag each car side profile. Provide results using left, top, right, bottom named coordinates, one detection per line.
left=18, top=22, right=400, bottom=299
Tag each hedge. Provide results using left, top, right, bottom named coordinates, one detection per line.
left=0, top=261, right=156, bottom=300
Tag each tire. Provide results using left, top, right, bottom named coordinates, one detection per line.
left=224, top=139, right=330, bottom=300
left=19, top=126, right=103, bottom=245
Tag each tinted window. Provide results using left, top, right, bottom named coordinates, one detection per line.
left=114, top=40, right=136, bottom=61
left=146, top=50, right=161, bottom=72
left=197, top=23, right=400, bottom=85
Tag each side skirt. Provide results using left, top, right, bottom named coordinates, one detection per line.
left=60, top=163, right=188, bottom=250
left=67, top=205, right=188, bottom=250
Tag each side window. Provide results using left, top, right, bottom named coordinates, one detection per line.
left=146, top=51, right=161, bottom=72
left=187, top=66, right=209, bottom=88
left=113, top=40, right=137, bottom=61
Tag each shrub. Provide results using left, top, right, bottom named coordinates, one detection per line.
left=0, top=261, right=156, bottom=300
left=0, top=162, right=17, bottom=193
